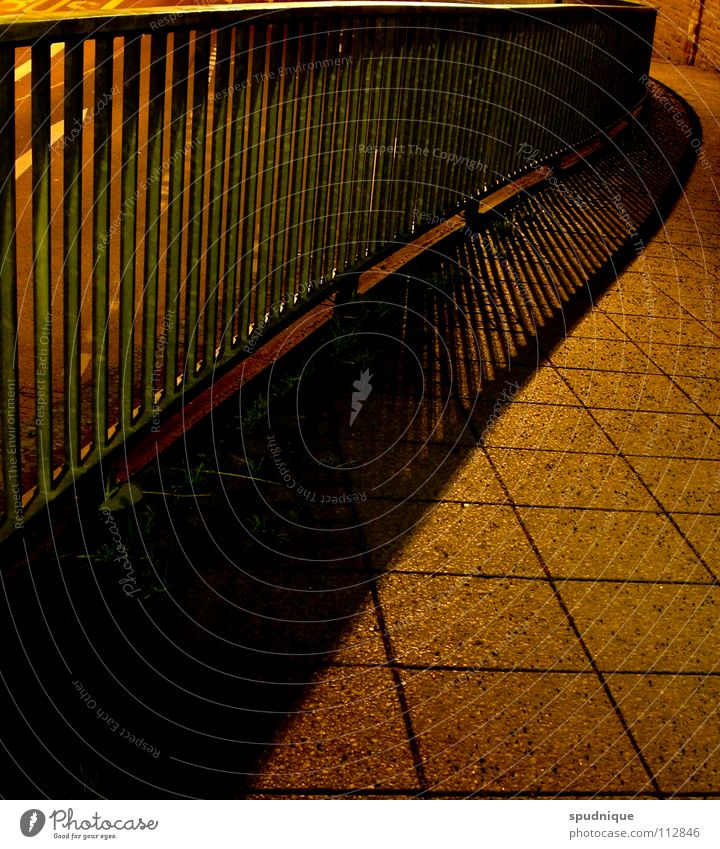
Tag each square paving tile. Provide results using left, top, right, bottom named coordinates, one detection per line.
left=487, top=447, right=655, bottom=511
left=569, top=311, right=629, bottom=341
left=518, top=507, right=709, bottom=582
left=558, top=582, right=720, bottom=672
left=591, top=410, right=720, bottom=458
left=672, top=514, right=720, bottom=577
left=511, top=366, right=579, bottom=405
left=672, top=376, right=720, bottom=417
left=606, top=674, right=720, bottom=795
left=377, top=574, right=587, bottom=670
left=362, top=501, right=543, bottom=578
left=338, top=440, right=506, bottom=505
left=342, top=391, right=478, bottom=449
left=400, top=669, right=653, bottom=794
left=557, top=369, right=700, bottom=413
left=250, top=667, right=420, bottom=792
left=621, top=315, right=719, bottom=349
left=548, top=337, right=661, bottom=374
left=482, top=403, right=615, bottom=453
left=596, top=281, right=685, bottom=318
left=627, top=457, right=720, bottom=513
left=640, top=342, right=720, bottom=378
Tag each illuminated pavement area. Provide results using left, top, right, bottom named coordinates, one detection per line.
left=0, top=60, right=717, bottom=800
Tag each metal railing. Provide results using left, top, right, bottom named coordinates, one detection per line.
left=0, top=1, right=656, bottom=538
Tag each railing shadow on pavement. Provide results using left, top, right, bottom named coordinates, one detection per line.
left=0, top=77, right=699, bottom=796
left=0, top=0, right=657, bottom=541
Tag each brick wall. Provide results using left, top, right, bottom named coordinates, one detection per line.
left=652, top=0, right=696, bottom=63
left=695, top=0, right=720, bottom=69
left=651, top=0, right=720, bottom=69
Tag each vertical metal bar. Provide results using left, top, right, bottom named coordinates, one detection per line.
left=119, top=34, right=141, bottom=433
left=63, top=39, right=84, bottom=470
left=0, top=46, right=21, bottom=527
left=442, top=30, right=470, bottom=210
left=381, top=21, right=411, bottom=242
left=403, top=28, right=434, bottom=229
left=476, top=27, right=500, bottom=188
left=416, top=29, right=447, bottom=222
left=164, top=30, right=189, bottom=399
left=459, top=33, right=488, bottom=199
left=341, top=20, right=375, bottom=266
left=273, top=23, right=301, bottom=308
left=283, top=23, right=312, bottom=297
left=365, top=19, right=394, bottom=255
left=297, top=24, right=321, bottom=295
left=184, top=30, right=210, bottom=378
left=237, top=25, right=266, bottom=340
left=221, top=26, right=248, bottom=354
left=204, top=26, right=232, bottom=366
left=31, top=40, right=53, bottom=496
left=254, top=23, right=284, bottom=325
left=329, top=22, right=355, bottom=274
left=312, top=28, right=340, bottom=284
left=92, top=38, right=114, bottom=453
left=142, top=32, right=167, bottom=415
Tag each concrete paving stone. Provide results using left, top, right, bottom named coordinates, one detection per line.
left=548, top=337, right=662, bottom=374
left=636, top=338, right=720, bottom=369
left=596, top=283, right=688, bottom=318
left=672, top=514, right=720, bottom=576
left=660, top=229, right=720, bottom=251
left=619, top=256, right=670, bottom=278
left=621, top=315, right=720, bottom=348
left=675, top=298, right=720, bottom=324
left=556, top=369, right=698, bottom=412
left=486, top=447, right=655, bottom=511
left=344, top=391, right=479, bottom=449
left=605, top=674, right=720, bottom=795
left=339, top=440, right=507, bottom=505
left=409, top=356, right=486, bottom=400
left=481, top=343, right=547, bottom=374
left=478, top=352, right=548, bottom=385
left=700, top=320, right=720, bottom=340
left=626, top=456, right=720, bottom=513
left=568, top=311, right=630, bottom=341
left=638, top=241, right=687, bottom=261
left=250, top=666, right=421, bottom=792
left=672, top=375, right=720, bottom=417
left=558, top=582, right=720, bottom=673
left=187, top=566, right=387, bottom=665
left=448, top=325, right=533, bottom=369
left=361, top=501, right=543, bottom=578
left=660, top=244, right=720, bottom=272
left=518, top=507, right=709, bottom=582
left=591, top=409, right=720, bottom=458
left=510, top=366, right=580, bottom=405
left=482, top=402, right=615, bottom=453
left=400, top=669, right=653, bottom=794
left=641, top=343, right=720, bottom=378
left=651, top=275, right=720, bottom=311
left=376, top=574, right=588, bottom=670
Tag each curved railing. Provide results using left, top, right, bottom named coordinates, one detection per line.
left=0, top=1, right=656, bottom=538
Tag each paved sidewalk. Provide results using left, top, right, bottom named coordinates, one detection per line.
left=245, top=62, right=720, bottom=798
left=2, top=61, right=716, bottom=801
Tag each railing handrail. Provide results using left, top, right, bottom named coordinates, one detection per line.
left=0, top=0, right=657, bottom=540
left=0, top=1, right=657, bottom=43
